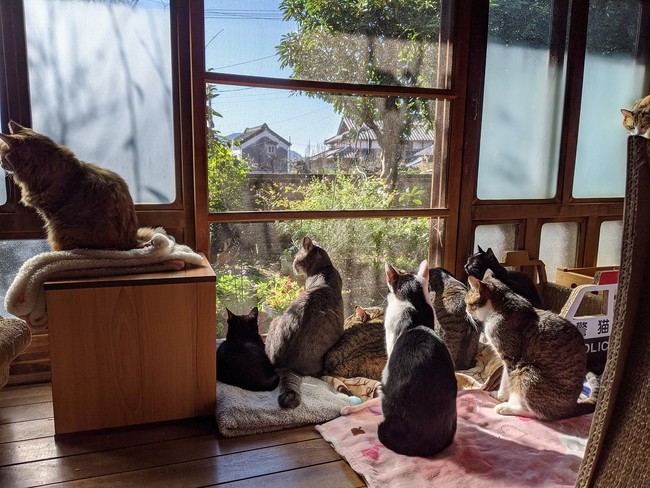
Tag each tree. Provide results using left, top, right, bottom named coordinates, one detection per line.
left=277, top=0, right=441, bottom=190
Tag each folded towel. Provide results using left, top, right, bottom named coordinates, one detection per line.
left=5, top=229, right=203, bottom=325
left=216, top=376, right=356, bottom=438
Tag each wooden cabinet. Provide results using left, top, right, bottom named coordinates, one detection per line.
left=45, top=256, right=216, bottom=434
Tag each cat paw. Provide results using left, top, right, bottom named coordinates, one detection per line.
left=279, top=391, right=301, bottom=409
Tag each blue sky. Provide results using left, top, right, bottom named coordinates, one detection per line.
left=203, top=0, right=341, bottom=157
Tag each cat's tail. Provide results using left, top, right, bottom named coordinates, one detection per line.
left=277, top=368, right=303, bottom=409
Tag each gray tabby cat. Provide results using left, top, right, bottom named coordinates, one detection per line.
left=429, top=267, right=480, bottom=370
left=465, top=270, right=598, bottom=420
left=265, top=236, right=344, bottom=408
left=323, top=306, right=386, bottom=380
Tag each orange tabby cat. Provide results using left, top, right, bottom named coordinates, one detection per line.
left=0, top=121, right=153, bottom=250
left=621, top=95, right=650, bottom=137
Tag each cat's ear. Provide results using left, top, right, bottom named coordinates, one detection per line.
left=621, top=109, right=633, bottom=119
left=301, top=236, right=313, bottom=251
left=226, top=308, right=234, bottom=320
left=477, top=245, right=485, bottom=253
left=0, top=133, right=13, bottom=147
left=355, top=305, right=369, bottom=323
left=486, top=248, right=495, bottom=258
left=417, top=259, right=429, bottom=281
left=483, top=268, right=495, bottom=280
left=467, top=275, right=481, bottom=290
left=248, top=307, right=258, bottom=319
left=385, top=262, right=398, bottom=285
left=8, top=120, right=26, bottom=134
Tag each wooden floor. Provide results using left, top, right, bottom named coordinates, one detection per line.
left=0, top=383, right=366, bottom=487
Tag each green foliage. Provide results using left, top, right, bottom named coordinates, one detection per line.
left=277, top=0, right=440, bottom=188
left=206, top=85, right=250, bottom=212
left=257, top=173, right=430, bottom=270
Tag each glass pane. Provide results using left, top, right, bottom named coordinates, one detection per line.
left=211, top=218, right=442, bottom=338
left=208, top=84, right=446, bottom=211
left=477, top=1, right=563, bottom=199
left=0, top=169, right=6, bottom=206
left=24, top=0, right=176, bottom=204
left=0, top=239, right=51, bottom=318
left=573, top=0, right=644, bottom=198
left=539, top=222, right=579, bottom=283
left=204, top=0, right=450, bottom=89
left=597, top=220, right=622, bottom=267
left=474, top=224, right=518, bottom=261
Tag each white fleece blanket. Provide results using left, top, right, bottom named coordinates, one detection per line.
left=216, top=376, right=357, bottom=438
left=5, top=230, right=204, bottom=326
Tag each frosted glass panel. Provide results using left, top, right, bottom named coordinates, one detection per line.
left=539, top=222, right=579, bottom=283
left=597, top=220, right=623, bottom=267
left=0, top=170, right=6, bottom=206
left=474, top=224, right=518, bottom=261
left=477, top=1, right=563, bottom=200
left=0, top=240, right=50, bottom=318
left=24, top=0, right=175, bottom=204
left=573, top=0, right=643, bottom=198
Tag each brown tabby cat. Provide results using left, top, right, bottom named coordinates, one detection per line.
left=465, top=270, right=597, bottom=421
left=0, top=121, right=153, bottom=250
left=323, top=305, right=386, bottom=380
left=429, top=267, right=479, bottom=370
left=621, top=95, right=650, bottom=137
left=265, top=236, right=345, bottom=408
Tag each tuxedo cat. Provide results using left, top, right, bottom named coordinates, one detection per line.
left=217, top=307, right=279, bottom=391
left=265, top=236, right=344, bottom=408
left=0, top=121, right=153, bottom=250
left=464, top=246, right=542, bottom=308
left=379, top=260, right=457, bottom=457
left=466, top=271, right=598, bottom=420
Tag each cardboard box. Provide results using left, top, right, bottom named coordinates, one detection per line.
left=555, top=266, right=619, bottom=289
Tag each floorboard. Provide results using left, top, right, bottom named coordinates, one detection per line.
left=0, top=383, right=366, bottom=488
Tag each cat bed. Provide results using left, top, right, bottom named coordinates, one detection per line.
left=4, top=229, right=203, bottom=325
left=316, top=390, right=593, bottom=488
left=215, top=376, right=358, bottom=438
left=0, top=316, right=31, bottom=388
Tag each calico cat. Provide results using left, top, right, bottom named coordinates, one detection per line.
left=0, top=121, right=153, bottom=250
left=217, top=307, right=279, bottom=391
left=323, top=305, right=386, bottom=380
left=429, top=267, right=480, bottom=370
left=465, top=271, right=597, bottom=421
left=265, top=236, right=344, bottom=408
left=379, top=260, right=457, bottom=457
left=464, top=246, right=542, bottom=308
left=621, top=95, right=650, bottom=137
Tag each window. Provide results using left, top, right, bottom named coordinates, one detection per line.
left=573, top=0, right=644, bottom=199
left=203, top=0, right=462, bottom=335
left=23, top=0, right=176, bottom=204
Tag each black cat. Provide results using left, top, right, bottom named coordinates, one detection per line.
left=217, top=307, right=279, bottom=391
left=379, top=260, right=457, bottom=457
left=464, top=246, right=542, bottom=308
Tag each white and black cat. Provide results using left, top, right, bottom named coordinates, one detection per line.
left=217, top=307, right=279, bottom=391
left=465, top=270, right=598, bottom=420
left=464, top=246, right=542, bottom=308
left=379, top=260, right=457, bottom=457
left=265, top=236, right=344, bottom=408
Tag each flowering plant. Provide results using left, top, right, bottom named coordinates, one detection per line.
left=256, top=275, right=304, bottom=315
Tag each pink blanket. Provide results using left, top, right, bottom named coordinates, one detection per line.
left=315, top=390, right=593, bottom=488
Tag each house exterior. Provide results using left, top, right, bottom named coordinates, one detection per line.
left=304, top=116, right=434, bottom=173
left=231, top=123, right=291, bottom=173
